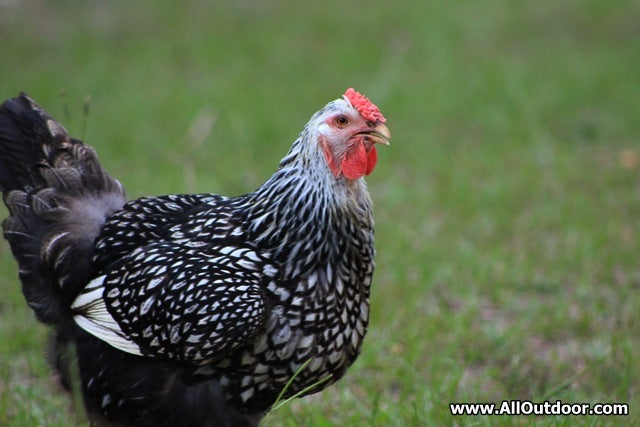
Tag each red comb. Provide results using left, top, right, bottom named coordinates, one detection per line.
left=343, top=88, right=386, bottom=124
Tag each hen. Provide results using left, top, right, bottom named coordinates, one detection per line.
left=0, top=88, right=390, bottom=426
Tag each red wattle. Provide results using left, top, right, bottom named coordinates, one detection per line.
left=341, top=141, right=377, bottom=180
left=365, top=145, right=377, bottom=176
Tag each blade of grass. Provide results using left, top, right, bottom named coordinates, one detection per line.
left=259, top=358, right=333, bottom=427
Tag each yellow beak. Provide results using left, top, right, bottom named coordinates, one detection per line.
left=365, top=123, right=391, bottom=146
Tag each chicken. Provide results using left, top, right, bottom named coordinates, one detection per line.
left=0, top=88, right=390, bottom=427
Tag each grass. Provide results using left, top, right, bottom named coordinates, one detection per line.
left=1, top=0, right=639, bottom=425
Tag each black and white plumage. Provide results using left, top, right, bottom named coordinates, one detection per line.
left=0, top=90, right=390, bottom=426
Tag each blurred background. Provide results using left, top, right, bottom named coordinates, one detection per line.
left=1, top=0, right=639, bottom=425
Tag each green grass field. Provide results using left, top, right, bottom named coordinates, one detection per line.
left=1, top=1, right=639, bottom=425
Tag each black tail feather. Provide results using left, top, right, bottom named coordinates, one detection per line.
left=0, top=93, right=50, bottom=192
left=0, top=93, right=126, bottom=323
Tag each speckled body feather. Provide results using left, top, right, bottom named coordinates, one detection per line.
left=0, top=91, right=385, bottom=426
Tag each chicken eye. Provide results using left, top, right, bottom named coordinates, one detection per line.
left=335, top=115, right=350, bottom=128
